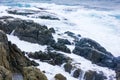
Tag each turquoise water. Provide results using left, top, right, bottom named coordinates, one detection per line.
left=0, top=0, right=120, bottom=10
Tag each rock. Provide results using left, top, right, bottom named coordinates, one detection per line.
left=64, top=63, right=73, bottom=73
left=73, top=38, right=117, bottom=69
left=23, top=66, right=48, bottom=80
left=49, top=28, right=55, bottom=33
left=84, top=70, right=106, bottom=80
left=51, top=42, right=71, bottom=53
left=0, top=66, right=12, bottom=80
left=8, top=42, right=36, bottom=72
left=73, top=69, right=82, bottom=78
left=116, top=71, right=120, bottom=80
left=0, top=17, right=55, bottom=45
left=75, top=38, right=112, bottom=56
left=7, top=8, right=39, bottom=16
left=58, top=38, right=71, bottom=45
left=0, top=30, right=10, bottom=69
left=54, top=73, right=67, bottom=80
left=28, top=51, right=71, bottom=65
left=64, top=31, right=81, bottom=41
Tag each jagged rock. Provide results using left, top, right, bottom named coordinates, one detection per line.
left=64, top=63, right=73, bottom=73
left=51, top=42, right=71, bottom=53
left=64, top=31, right=81, bottom=41
left=49, top=28, right=55, bottom=33
left=0, top=30, right=38, bottom=73
left=23, top=66, right=48, bottom=80
left=84, top=70, right=106, bottom=80
left=75, top=38, right=112, bottom=56
left=58, top=38, right=71, bottom=45
left=8, top=42, right=37, bottom=72
left=73, top=69, right=82, bottom=78
left=73, top=38, right=117, bottom=69
left=0, top=17, right=55, bottom=45
left=0, top=30, right=10, bottom=70
left=54, top=73, right=67, bottom=80
left=7, top=8, right=39, bottom=16
left=116, top=71, right=120, bottom=80
left=0, top=66, right=12, bottom=80
left=28, top=51, right=71, bottom=65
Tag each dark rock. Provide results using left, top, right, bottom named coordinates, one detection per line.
left=75, top=38, right=112, bottom=56
left=0, top=17, right=55, bottom=45
left=7, top=8, right=39, bottom=16
left=84, top=70, right=106, bottom=80
left=28, top=51, right=71, bottom=65
left=49, top=27, right=55, bottom=33
left=38, top=16, right=60, bottom=20
left=64, top=63, right=73, bottom=73
left=51, top=42, right=71, bottom=53
left=64, top=31, right=81, bottom=41
left=73, top=69, right=82, bottom=78
left=73, top=46, right=116, bottom=69
left=58, top=38, right=71, bottom=45
left=116, top=71, right=120, bottom=80
left=73, top=38, right=117, bottom=69
left=54, top=73, right=67, bottom=80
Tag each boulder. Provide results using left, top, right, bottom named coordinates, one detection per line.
left=0, top=66, right=12, bottom=80
left=116, top=71, right=120, bottom=80
left=84, top=70, right=106, bottom=80
left=75, top=38, right=112, bottom=56
left=73, top=38, right=117, bottom=69
left=73, top=69, right=82, bottom=78
left=64, top=63, right=73, bottom=73
left=58, top=38, right=71, bottom=45
left=23, top=66, right=48, bottom=80
left=51, top=42, right=71, bottom=53
left=54, top=73, right=67, bottom=80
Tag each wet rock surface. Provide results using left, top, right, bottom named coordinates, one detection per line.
left=84, top=70, right=107, bottom=80
left=28, top=51, right=71, bottom=65
left=73, top=38, right=118, bottom=69
left=0, top=17, right=55, bottom=45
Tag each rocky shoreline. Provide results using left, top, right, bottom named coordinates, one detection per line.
left=0, top=16, right=119, bottom=80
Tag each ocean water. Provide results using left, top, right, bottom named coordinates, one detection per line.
left=0, top=0, right=120, bottom=57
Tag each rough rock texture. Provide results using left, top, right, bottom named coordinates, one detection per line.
left=0, top=30, right=41, bottom=79
left=0, top=30, right=10, bottom=70
left=23, top=66, right=48, bottom=80
left=64, top=63, right=73, bottom=73
left=0, top=66, right=12, bottom=80
left=28, top=51, right=71, bottom=65
left=84, top=70, right=106, bottom=80
left=116, top=71, right=120, bottom=80
left=73, top=69, right=82, bottom=78
left=73, top=38, right=117, bottom=69
left=0, top=17, right=55, bottom=45
left=54, top=73, right=67, bottom=80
